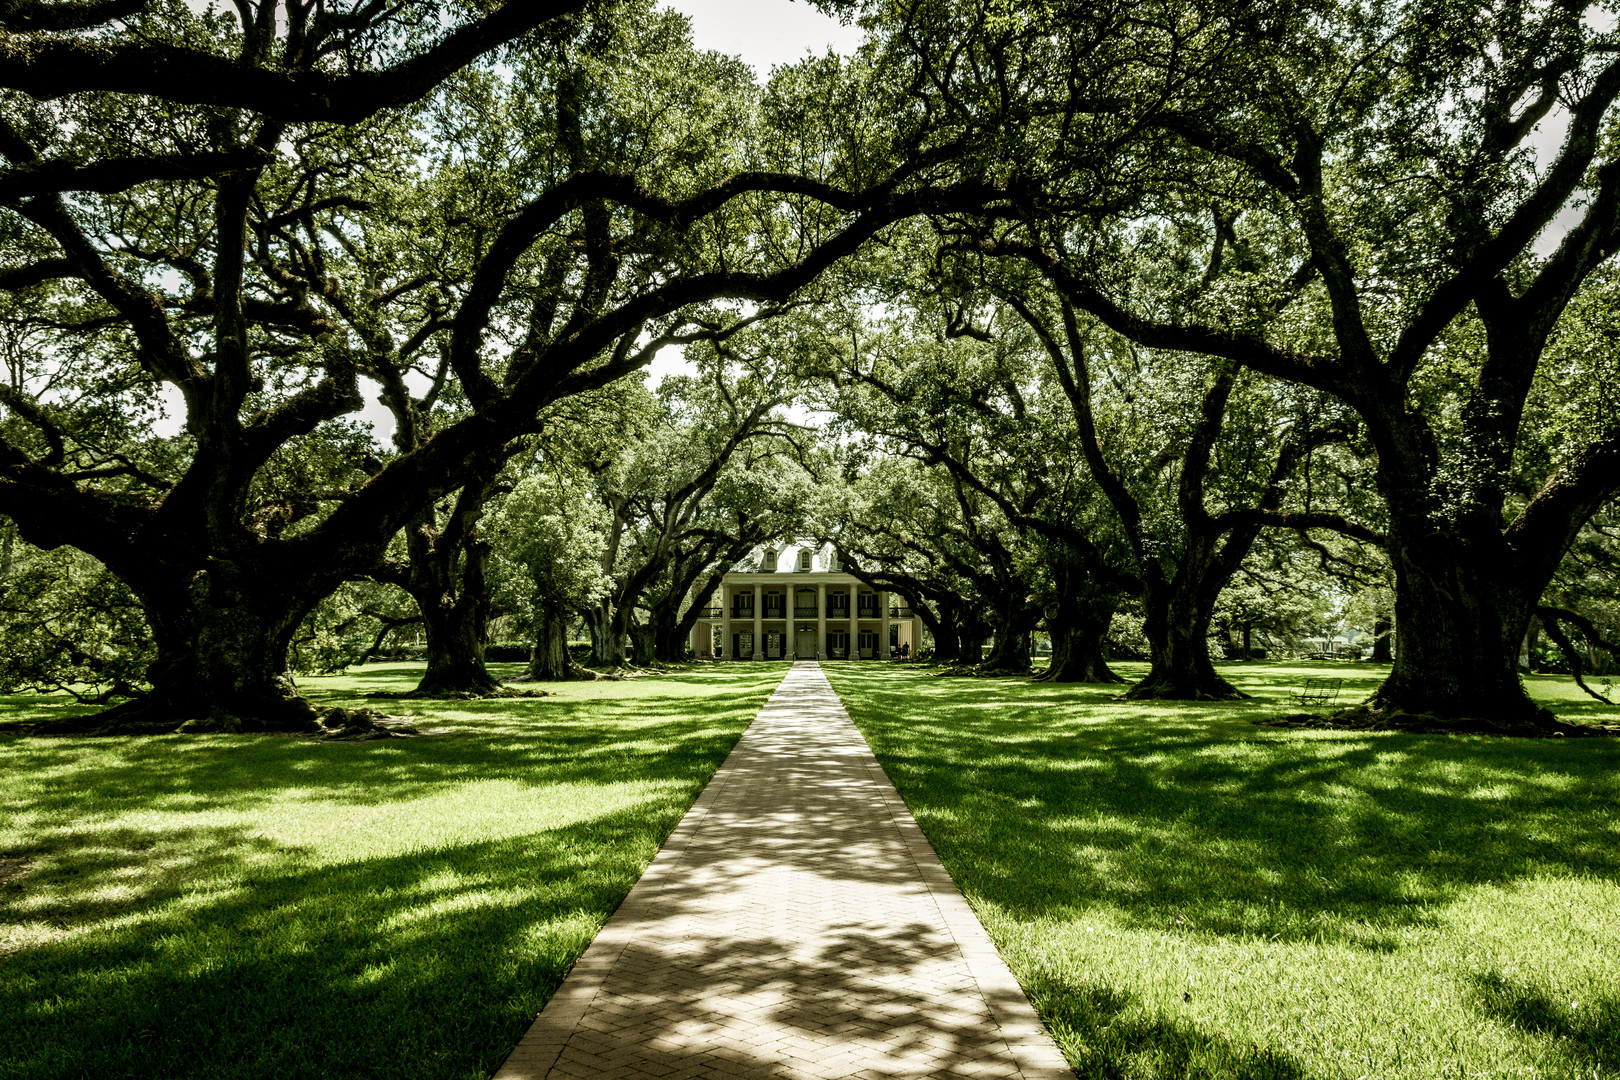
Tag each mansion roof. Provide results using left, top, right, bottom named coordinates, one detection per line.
left=729, top=540, right=845, bottom=576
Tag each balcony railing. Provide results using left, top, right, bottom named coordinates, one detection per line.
left=730, top=606, right=753, bottom=619
left=763, top=607, right=785, bottom=619
left=793, top=605, right=819, bottom=618
left=856, top=608, right=878, bottom=619
left=827, top=608, right=850, bottom=619
left=889, top=607, right=913, bottom=618
left=697, top=606, right=722, bottom=618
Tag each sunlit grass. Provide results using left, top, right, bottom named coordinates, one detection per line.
left=0, top=661, right=784, bottom=1080
left=824, top=661, right=1620, bottom=1080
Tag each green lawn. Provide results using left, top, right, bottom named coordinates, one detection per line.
left=823, top=661, right=1620, bottom=1080
left=0, top=662, right=784, bottom=1080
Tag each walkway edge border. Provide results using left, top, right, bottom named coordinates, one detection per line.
left=839, top=696, right=1076, bottom=1079
left=491, top=691, right=761, bottom=1080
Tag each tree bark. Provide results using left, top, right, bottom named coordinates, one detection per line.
left=626, top=616, right=655, bottom=667
left=1125, top=570, right=1245, bottom=701
left=1372, top=613, right=1392, bottom=663
left=956, top=619, right=987, bottom=666
left=981, top=628, right=1030, bottom=672
left=401, top=492, right=500, bottom=696
left=413, top=585, right=498, bottom=695
left=651, top=614, right=690, bottom=664
left=1362, top=523, right=1548, bottom=725
left=86, top=563, right=323, bottom=733
left=918, top=605, right=959, bottom=661
left=980, top=598, right=1033, bottom=673
left=1037, top=594, right=1123, bottom=683
left=583, top=602, right=624, bottom=667
left=519, top=599, right=573, bottom=681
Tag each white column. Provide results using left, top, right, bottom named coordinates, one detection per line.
left=689, top=621, right=703, bottom=657
left=817, top=583, right=827, bottom=660
left=721, top=585, right=731, bottom=661
left=753, top=583, right=763, bottom=660
left=881, top=589, right=891, bottom=659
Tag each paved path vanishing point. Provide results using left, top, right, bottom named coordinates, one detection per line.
left=494, top=661, right=1073, bottom=1080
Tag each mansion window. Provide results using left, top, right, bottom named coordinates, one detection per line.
left=797, top=549, right=812, bottom=571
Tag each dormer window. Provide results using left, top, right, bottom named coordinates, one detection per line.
left=798, top=549, right=812, bottom=572
left=828, top=552, right=840, bottom=572
left=761, top=548, right=777, bottom=573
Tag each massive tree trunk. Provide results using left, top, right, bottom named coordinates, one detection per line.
left=520, top=599, right=573, bottom=681
left=643, top=590, right=691, bottom=664
left=917, top=605, right=959, bottom=661
left=956, top=613, right=989, bottom=666
left=1345, top=385, right=1583, bottom=729
left=1362, top=518, right=1548, bottom=726
left=413, top=586, right=497, bottom=695
left=1372, top=613, right=1392, bottom=663
left=584, top=602, right=624, bottom=667
left=1035, top=545, right=1123, bottom=683
left=1126, top=559, right=1246, bottom=701
left=981, top=625, right=1031, bottom=673
left=626, top=615, right=656, bottom=667
left=399, top=481, right=500, bottom=696
left=981, top=595, right=1034, bottom=673
left=652, top=615, right=689, bottom=664
left=1037, top=592, right=1123, bottom=683
left=86, top=563, right=325, bottom=733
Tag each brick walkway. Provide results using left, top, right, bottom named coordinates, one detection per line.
left=494, top=661, right=1073, bottom=1080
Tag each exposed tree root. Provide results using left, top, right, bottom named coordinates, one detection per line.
left=1122, top=673, right=1249, bottom=701
left=512, top=661, right=603, bottom=683
left=17, top=699, right=430, bottom=739
left=933, top=662, right=1028, bottom=678
left=1256, top=702, right=1619, bottom=738
left=410, top=669, right=503, bottom=697
left=366, top=686, right=552, bottom=701
left=305, top=707, right=428, bottom=740
left=1034, top=660, right=1125, bottom=684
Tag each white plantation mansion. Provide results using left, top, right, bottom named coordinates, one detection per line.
left=688, top=542, right=924, bottom=661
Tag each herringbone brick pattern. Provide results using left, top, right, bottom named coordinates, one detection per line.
left=494, top=662, right=1072, bottom=1079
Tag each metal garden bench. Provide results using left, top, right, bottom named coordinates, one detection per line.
left=1292, top=676, right=1343, bottom=708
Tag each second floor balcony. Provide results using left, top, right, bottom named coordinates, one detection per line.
left=793, top=605, right=819, bottom=618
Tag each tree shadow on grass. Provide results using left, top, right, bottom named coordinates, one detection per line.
left=0, top=695, right=765, bottom=820
left=826, top=668, right=1620, bottom=948
left=1023, top=970, right=1306, bottom=1080
left=1470, top=972, right=1620, bottom=1077
left=0, top=805, right=678, bottom=1080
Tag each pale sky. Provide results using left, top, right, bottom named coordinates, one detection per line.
left=671, top=0, right=865, bottom=76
